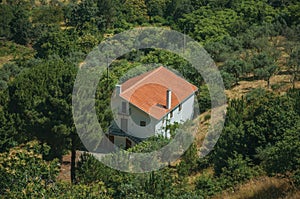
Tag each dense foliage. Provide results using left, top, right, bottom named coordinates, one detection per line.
left=0, top=0, right=299, bottom=198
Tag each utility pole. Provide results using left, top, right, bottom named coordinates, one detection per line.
left=106, top=55, right=109, bottom=88
left=183, top=26, right=186, bottom=54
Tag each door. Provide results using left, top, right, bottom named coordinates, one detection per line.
left=108, top=135, right=114, bottom=143
left=126, top=138, right=132, bottom=149
left=121, top=118, right=128, bottom=132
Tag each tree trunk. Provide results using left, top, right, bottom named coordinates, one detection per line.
left=71, top=139, right=76, bottom=184
left=292, top=73, right=295, bottom=89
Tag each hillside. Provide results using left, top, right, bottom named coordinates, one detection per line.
left=0, top=0, right=299, bottom=198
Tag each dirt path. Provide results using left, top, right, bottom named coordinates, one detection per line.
left=57, top=151, right=82, bottom=182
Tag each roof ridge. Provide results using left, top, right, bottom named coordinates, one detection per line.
left=121, top=66, right=164, bottom=95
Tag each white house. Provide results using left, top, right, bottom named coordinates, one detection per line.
left=108, top=66, right=198, bottom=149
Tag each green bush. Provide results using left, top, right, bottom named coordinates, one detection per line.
left=0, top=141, right=59, bottom=198
left=257, top=126, right=300, bottom=175
left=204, top=114, right=211, bottom=121
left=195, top=174, right=222, bottom=197
left=221, top=71, right=235, bottom=89
left=219, top=153, right=258, bottom=188
left=292, top=169, right=300, bottom=187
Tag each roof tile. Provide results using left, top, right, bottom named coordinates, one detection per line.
left=120, top=66, right=198, bottom=119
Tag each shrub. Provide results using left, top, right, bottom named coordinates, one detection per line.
left=219, top=153, right=258, bottom=188
left=196, top=175, right=222, bottom=197
left=292, top=169, right=300, bottom=187
left=0, top=141, right=59, bottom=197
left=257, top=126, right=300, bottom=175
left=204, top=114, right=211, bottom=121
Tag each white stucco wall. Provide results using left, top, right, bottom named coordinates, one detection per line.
left=127, top=105, right=156, bottom=138
left=154, top=94, right=195, bottom=137
left=112, top=94, right=156, bottom=139
left=112, top=91, right=196, bottom=141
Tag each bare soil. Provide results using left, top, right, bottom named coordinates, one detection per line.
left=57, top=151, right=82, bottom=182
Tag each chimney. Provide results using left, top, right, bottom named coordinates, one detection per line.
left=166, top=89, right=172, bottom=109
left=116, top=84, right=122, bottom=95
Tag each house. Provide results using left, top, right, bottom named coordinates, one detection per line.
left=108, top=66, right=198, bottom=149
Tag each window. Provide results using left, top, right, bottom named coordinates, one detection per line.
left=121, top=118, right=128, bottom=132
left=121, top=102, right=127, bottom=113
left=170, top=111, right=173, bottom=118
left=179, top=104, right=182, bottom=111
left=140, top=121, right=146, bottom=126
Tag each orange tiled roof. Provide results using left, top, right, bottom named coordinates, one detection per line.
left=120, top=66, right=198, bottom=120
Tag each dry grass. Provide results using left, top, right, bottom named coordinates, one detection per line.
left=225, top=74, right=300, bottom=99
left=213, top=176, right=298, bottom=199
left=0, top=55, right=13, bottom=68
left=185, top=167, right=215, bottom=191
left=194, top=110, right=210, bottom=148
left=224, top=35, right=299, bottom=100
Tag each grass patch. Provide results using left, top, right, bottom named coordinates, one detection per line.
left=213, top=176, right=296, bottom=199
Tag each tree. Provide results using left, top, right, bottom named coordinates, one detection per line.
left=0, top=4, right=14, bottom=39
left=222, top=59, right=245, bottom=85
left=257, top=123, right=300, bottom=175
left=282, top=2, right=300, bottom=26
left=287, top=45, right=300, bottom=89
left=195, top=174, right=222, bottom=197
left=145, top=0, right=166, bottom=19
left=31, top=5, right=64, bottom=25
left=0, top=96, right=22, bottom=152
left=33, top=28, right=79, bottom=58
left=97, top=0, right=119, bottom=29
left=221, top=35, right=242, bottom=52
left=67, top=0, right=100, bottom=29
left=197, top=85, right=211, bottom=113
left=123, top=0, right=148, bottom=24
left=144, top=169, right=174, bottom=198
left=177, top=142, right=198, bottom=180
left=211, top=90, right=299, bottom=175
left=181, top=142, right=198, bottom=171
left=219, top=153, right=257, bottom=188
left=9, top=6, right=32, bottom=45
left=204, top=41, right=232, bottom=62
left=179, top=7, right=242, bottom=43
left=48, top=181, right=112, bottom=198
left=0, top=62, right=21, bottom=90
left=7, top=57, right=80, bottom=183
left=251, top=52, right=278, bottom=88
left=165, top=0, right=194, bottom=22
left=212, top=122, right=247, bottom=175
left=0, top=141, right=59, bottom=197
left=232, top=0, right=279, bottom=24
left=255, top=65, right=278, bottom=88
left=220, top=70, right=235, bottom=89
left=76, top=152, right=122, bottom=185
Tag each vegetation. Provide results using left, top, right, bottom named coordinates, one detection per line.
left=0, top=0, right=299, bottom=198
